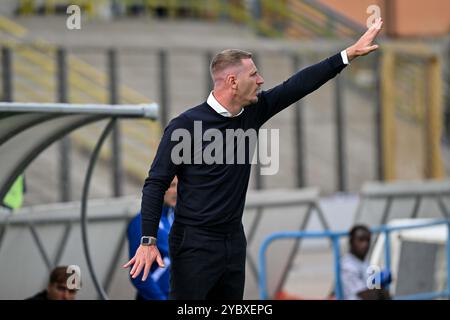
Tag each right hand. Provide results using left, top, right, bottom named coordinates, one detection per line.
left=123, top=245, right=165, bottom=281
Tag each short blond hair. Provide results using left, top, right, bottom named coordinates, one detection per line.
left=210, top=49, right=252, bottom=79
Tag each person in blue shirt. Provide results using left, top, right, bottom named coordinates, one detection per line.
left=127, top=177, right=177, bottom=300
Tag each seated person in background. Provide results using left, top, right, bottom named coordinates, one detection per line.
left=341, top=225, right=391, bottom=300
left=26, top=265, right=78, bottom=300
left=127, top=176, right=177, bottom=300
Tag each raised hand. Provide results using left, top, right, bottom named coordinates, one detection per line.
left=346, top=17, right=383, bottom=61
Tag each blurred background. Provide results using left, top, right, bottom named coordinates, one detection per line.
left=0, top=0, right=449, bottom=300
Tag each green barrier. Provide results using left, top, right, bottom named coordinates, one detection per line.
left=2, top=175, right=24, bottom=210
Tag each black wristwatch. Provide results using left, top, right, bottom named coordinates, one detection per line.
left=141, top=236, right=157, bottom=246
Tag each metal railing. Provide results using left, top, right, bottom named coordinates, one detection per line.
left=1, top=12, right=448, bottom=197
left=0, top=101, right=158, bottom=299
left=1, top=44, right=370, bottom=196
left=0, top=187, right=325, bottom=299
left=0, top=196, right=139, bottom=299
left=3, top=43, right=447, bottom=195
left=243, top=188, right=329, bottom=298
left=0, top=13, right=162, bottom=202
left=13, top=0, right=365, bottom=39
left=259, top=218, right=450, bottom=300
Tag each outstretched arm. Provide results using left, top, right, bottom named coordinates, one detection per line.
left=253, top=18, right=383, bottom=127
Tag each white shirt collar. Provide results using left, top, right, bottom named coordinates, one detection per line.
left=207, top=92, right=243, bottom=117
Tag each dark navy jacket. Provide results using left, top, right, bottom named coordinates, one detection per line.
left=141, top=53, right=347, bottom=237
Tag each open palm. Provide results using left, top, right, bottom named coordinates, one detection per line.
left=347, top=17, right=383, bottom=61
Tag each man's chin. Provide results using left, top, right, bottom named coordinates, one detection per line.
left=242, top=97, right=259, bottom=108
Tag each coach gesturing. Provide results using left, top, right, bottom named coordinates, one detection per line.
left=124, top=18, right=383, bottom=300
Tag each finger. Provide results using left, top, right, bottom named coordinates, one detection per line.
left=123, top=256, right=135, bottom=268
left=369, top=18, right=382, bottom=33
left=131, top=261, right=144, bottom=279
left=367, top=44, right=379, bottom=52
left=374, top=18, right=383, bottom=31
left=156, top=254, right=165, bottom=268
left=367, top=25, right=382, bottom=42
left=375, top=17, right=382, bottom=25
left=368, top=18, right=380, bottom=30
left=369, top=23, right=380, bottom=35
left=142, top=263, right=151, bottom=282
left=130, top=259, right=140, bottom=275
left=374, top=20, right=383, bottom=32
left=361, top=45, right=379, bottom=56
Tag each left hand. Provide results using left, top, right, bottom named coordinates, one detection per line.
left=123, top=245, right=165, bottom=281
left=346, top=17, right=383, bottom=62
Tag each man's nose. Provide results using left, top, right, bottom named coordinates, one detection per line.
left=257, top=75, right=264, bottom=85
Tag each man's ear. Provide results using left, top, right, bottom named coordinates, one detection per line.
left=226, top=74, right=238, bottom=89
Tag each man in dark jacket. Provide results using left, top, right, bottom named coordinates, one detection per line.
left=124, top=18, right=384, bottom=299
